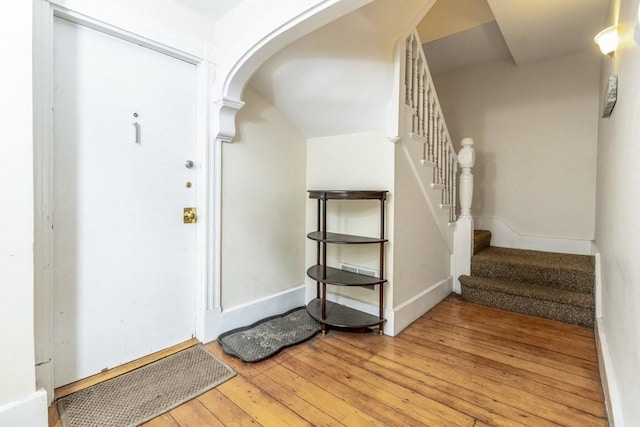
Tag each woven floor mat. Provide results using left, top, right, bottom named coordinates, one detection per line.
left=218, top=306, right=321, bottom=363
left=57, top=344, right=235, bottom=427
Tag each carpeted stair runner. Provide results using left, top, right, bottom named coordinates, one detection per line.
left=460, top=230, right=595, bottom=328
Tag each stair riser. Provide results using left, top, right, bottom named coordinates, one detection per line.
left=473, top=231, right=491, bottom=255
left=471, top=260, right=593, bottom=293
left=462, top=287, right=594, bottom=328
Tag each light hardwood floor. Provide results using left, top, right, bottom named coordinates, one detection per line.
left=49, top=296, right=608, bottom=426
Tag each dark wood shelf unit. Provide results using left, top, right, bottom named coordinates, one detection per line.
left=306, top=190, right=388, bottom=334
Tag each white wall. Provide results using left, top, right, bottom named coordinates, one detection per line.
left=221, top=87, right=307, bottom=308
left=433, top=50, right=600, bottom=242
left=595, top=0, right=640, bottom=425
left=0, top=0, right=35, bottom=403
left=306, top=131, right=395, bottom=306
left=0, top=2, right=46, bottom=425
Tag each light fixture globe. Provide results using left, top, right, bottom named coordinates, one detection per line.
left=594, top=25, right=619, bottom=56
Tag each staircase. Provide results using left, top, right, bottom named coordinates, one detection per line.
left=459, top=230, right=595, bottom=328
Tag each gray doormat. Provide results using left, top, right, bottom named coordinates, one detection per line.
left=218, top=306, right=321, bottom=363
left=57, top=344, right=235, bottom=427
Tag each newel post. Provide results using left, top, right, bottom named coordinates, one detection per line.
left=458, top=137, right=475, bottom=217
left=452, top=137, right=475, bottom=293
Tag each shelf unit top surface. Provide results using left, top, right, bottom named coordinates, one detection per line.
left=308, top=190, right=388, bottom=200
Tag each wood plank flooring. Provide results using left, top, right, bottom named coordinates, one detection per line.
left=48, top=296, right=608, bottom=426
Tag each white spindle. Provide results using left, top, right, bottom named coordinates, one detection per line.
left=418, top=71, right=425, bottom=136
left=404, top=38, right=411, bottom=105
left=451, top=160, right=458, bottom=222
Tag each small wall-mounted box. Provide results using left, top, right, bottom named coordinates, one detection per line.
left=603, top=75, right=618, bottom=118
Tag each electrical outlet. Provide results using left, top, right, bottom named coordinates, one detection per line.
left=340, top=263, right=378, bottom=290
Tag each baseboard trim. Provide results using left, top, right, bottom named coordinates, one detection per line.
left=0, top=389, right=48, bottom=427
left=391, top=276, right=452, bottom=336
left=216, top=285, right=306, bottom=339
left=596, top=318, right=625, bottom=426
left=475, top=216, right=592, bottom=255
left=593, top=245, right=602, bottom=319
left=35, top=362, right=54, bottom=405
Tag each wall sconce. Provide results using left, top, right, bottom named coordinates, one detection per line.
left=594, top=25, right=619, bottom=56
left=635, top=3, right=640, bottom=44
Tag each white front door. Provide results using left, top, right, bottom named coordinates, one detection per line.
left=52, top=17, right=198, bottom=387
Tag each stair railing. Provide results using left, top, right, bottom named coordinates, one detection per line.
left=396, top=30, right=475, bottom=292
left=404, top=30, right=458, bottom=223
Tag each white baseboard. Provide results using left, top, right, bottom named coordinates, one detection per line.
left=0, top=389, right=48, bottom=427
left=596, top=318, right=625, bottom=426
left=202, top=307, right=223, bottom=344
left=390, top=276, right=452, bottom=336
left=475, top=216, right=592, bottom=255
left=593, top=245, right=602, bottom=319
left=35, top=362, right=54, bottom=405
left=213, top=285, right=306, bottom=339
left=305, top=277, right=452, bottom=336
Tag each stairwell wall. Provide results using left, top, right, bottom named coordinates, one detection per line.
left=221, top=87, right=307, bottom=309
left=392, top=136, right=453, bottom=333
left=431, top=49, right=600, bottom=247
left=594, top=0, right=640, bottom=425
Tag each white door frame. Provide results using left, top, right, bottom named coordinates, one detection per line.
left=33, top=0, right=221, bottom=403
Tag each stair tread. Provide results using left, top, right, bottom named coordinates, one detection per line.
left=473, top=246, right=594, bottom=272
left=459, top=275, right=594, bottom=308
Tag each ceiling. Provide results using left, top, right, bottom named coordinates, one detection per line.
left=171, top=0, right=241, bottom=22
left=167, top=0, right=612, bottom=138
left=247, top=0, right=434, bottom=138
left=421, top=0, right=610, bottom=74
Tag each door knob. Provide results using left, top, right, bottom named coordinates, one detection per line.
left=185, top=160, right=194, bottom=169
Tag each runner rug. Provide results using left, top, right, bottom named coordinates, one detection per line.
left=57, top=344, right=235, bottom=427
left=218, top=306, right=321, bottom=362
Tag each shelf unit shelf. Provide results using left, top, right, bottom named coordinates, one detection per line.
left=306, top=190, right=388, bottom=334
left=306, top=299, right=385, bottom=329
left=306, top=231, right=387, bottom=245
left=307, top=265, right=386, bottom=287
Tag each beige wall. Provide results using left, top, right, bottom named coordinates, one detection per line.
left=306, top=131, right=394, bottom=306
left=595, top=0, right=640, bottom=425
left=0, top=1, right=36, bottom=406
left=433, top=49, right=600, bottom=241
left=221, top=88, right=307, bottom=308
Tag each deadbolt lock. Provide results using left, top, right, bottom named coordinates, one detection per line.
left=183, top=207, right=197, bottom=224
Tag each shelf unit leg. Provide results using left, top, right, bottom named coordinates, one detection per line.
left=316, top=199, right=321, bottom=299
